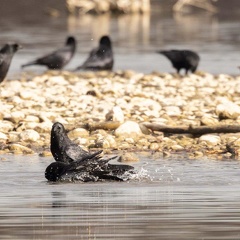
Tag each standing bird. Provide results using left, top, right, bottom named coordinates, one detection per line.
left=0, top=43, right=21, bottom=84
left=157, top=50, right=200, bottom=75
left=21, top=36, right=76, bottom=70
left=75, top=35, right=114, bottom=71
left=50, top=122, right=102, bottom=163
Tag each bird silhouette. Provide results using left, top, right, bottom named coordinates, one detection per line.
left=0, top=43, right=21, bottom=84
left=75, top=35, right=114, bottom=71
left=22, top=36, right=76, bottom=69
left=157, top=49, right=200, bottom=75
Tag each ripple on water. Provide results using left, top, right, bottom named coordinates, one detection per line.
left=0, top=154, right=240, bottom=239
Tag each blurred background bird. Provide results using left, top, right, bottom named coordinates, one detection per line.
left=21, top=36, right=76, bottom=70
left=157, top=50, right=200, bottom=75
left=75, top=35, right=114, bottom=71
left=0, top=43, right=21, bottom=84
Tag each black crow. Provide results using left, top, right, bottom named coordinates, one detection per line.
left=157, top=50, right=200, bottom=75
left=50, top=122, right=102, bottom=163
left=45, top=155, right=135, bottom=182
left=22, top=36, right=76, bottom=69
left=75, top=35, right=113, bottom=71
left=0, top=43, right=21, bottom=84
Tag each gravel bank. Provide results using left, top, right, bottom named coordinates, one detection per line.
left=1, top=70, right=240, bottom=160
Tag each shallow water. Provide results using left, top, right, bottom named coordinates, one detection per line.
left=0, top=1, right=239, bottom=77
left=1, top=154, right=240, bottom=239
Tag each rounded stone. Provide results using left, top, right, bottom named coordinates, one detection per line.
left=119, top=152, right=139, bottom=162
left=0, top=121, right=14, bottom=133
left=0, top=132, right=7, bottom=140
left=115, top=121, right=142, bottom=139
left=199, top=134, right=221, bottom=146
left=68, top=128, right=89, bottom=139
left=9, top=144, right=35, bottom=154
left=105, top=106, right=125, bottom=123
left=216, top=102, right=240, bottom=120
left=20, top=130, right=40, bottom=142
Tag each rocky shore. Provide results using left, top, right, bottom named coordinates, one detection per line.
left=1, top=70, right=240, bottom=160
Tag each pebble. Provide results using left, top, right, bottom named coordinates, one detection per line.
left=68, top=128, right=90, bottom=138
left=9, top=144, right=35, bottom=154
left=216, top=101, right=240, bottom=120
left=119, top=152, right=139, bottom=162
left=20, top=130, right=40, bottom=142
left=199, top=134, right=221, bottom=146
left=115, top=121, right=142, bottom=139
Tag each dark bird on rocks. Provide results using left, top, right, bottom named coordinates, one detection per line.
left=51, top=122, right=102, bottom=164
left=21, top=36, right=76, bottom=70
left=45, top=155, right=135, bottom=182
left=157, top=50, right=200, bottom=75
left=0, top=43, right=21, bottom=84
left=75, top=35, right=114, bottom=71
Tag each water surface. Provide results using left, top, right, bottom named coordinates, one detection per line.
left=0, top=1, right=239, bottom=77
left=1, top=154, right=240, bottom=239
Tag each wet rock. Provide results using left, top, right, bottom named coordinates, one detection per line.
left=20, top=130, right=40, bottom=142
left=115, top=121, right=142, bottom=139
left=9, top=143, right=34, bottom=154
left=39, top=151, right=52, bottom=157
left=149, top=143, right=160, bottom=151
left=119, top=152, right=139, bottom=162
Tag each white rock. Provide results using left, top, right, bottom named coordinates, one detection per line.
left=105, top=135, right=117, bottom=148
left=115, top=121, right=142, bottom=138
left=20, top=130, right=40, bottom=142
left=34, top=122, right=53, bottom=133
left=48, top=76, right=68, bottom=85
left=0, top=132, right=7, bottom=140
left=105, top=106, right=125, bottom=123
left=10, top=111, right=25, bottom=123
left=25, top=115, right=40, bottom=123
left=201, top=115, right=218, bottom=126
left=19, top=90, right=35, bottom=100
left=216, top=102, right=240, bottom=119
left=68, top=128, right=89, bottom=138
left=0, top=121, right=14, bottom=133
left=8, top=132, right=20, bottom=142
left=10, top=143, right=34, bottom=154
left=164, top=106, right=181, bottom=117
left=131, top=97, right=162, bottom=112
left=199, top=134, right=221, bottom=145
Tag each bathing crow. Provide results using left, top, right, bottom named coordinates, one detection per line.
left=22, top=36, right=76, bottom=70
left=75, top=35, right=113, bottom=71
left=45, top=155, right=135, bottom=182
left=51, top=122, right=102, bottom=163
left=157, top=50, right=200, bottom=75
left=0, top=43, right=21, bottom=84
